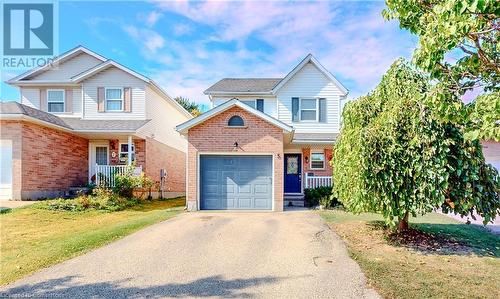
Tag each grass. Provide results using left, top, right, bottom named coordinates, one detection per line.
left=0, top=197, right=185, bottom=285
left=320, top=209, right=500, bottom=299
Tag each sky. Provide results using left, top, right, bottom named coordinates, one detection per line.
left=0, top=0, right=419, bottom=107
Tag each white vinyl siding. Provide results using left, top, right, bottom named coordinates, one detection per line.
left=20, top=88, right=39, bottom=108
left=30, top=53, right=103, bottom=80
left=212, top=96, right=277, bottom=118
left=276, top=62, right=342, bottom=133
left=136, top=86, right=189, bottom=152
left=83, top=67, right=146, bottom=119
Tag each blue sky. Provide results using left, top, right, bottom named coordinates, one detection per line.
left=1, top=0, right=418, bottom=106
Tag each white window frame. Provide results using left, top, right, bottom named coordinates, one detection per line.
left=47, top=89, right=65, bottom=113
left=310, top=151, right=325, bottom=170
left=300, top=98, right=318, bottom=122
left=105, top=87, right=124, bottom=112
left=119, top=142, right=135, bottom=163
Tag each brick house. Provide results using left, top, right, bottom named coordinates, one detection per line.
left=176, top=54, right=348, bottom=211
left=0, top=46, right=191, bottom=200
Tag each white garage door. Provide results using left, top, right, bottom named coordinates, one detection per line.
left=0, top=140, right=13, bottom=200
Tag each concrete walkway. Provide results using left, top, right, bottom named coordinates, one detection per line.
left=0, top=201, right=37, bottom=211
left=0, top=211, right=379, bottom=298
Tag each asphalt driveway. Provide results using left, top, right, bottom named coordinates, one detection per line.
left=1, top=210, right=379, bottom=298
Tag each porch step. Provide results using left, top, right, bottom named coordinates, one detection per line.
left=284, top=194, right=305, bottom=207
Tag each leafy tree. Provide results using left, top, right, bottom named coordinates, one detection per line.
left=174, top=96, right=202, bottom=116
left=383, top=0, right=499, bottom=92
left=464, top=91, right=500, bottom=141
left=332, top=59, right=499, bottom=231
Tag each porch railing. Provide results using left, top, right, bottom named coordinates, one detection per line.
left=304, top=173, right=333, bottom=189
left=95, top=165, right=142, bottom=187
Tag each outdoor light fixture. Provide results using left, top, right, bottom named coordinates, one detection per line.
left=233, top=141, right=239, bottom=149
left=305, top=156, right=309, bottom=163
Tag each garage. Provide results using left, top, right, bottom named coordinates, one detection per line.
left=0, top=140, right=13, bottom=201
left=200, top=155, right=273, bottom=210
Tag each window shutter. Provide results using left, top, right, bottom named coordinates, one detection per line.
left=65, top=89, right=73, bottom=113
left=319, top=98, right=327, bottom=123
left=124, top=87, right=132, bottom=112
left=97, top=87, right=105, bottom=112
left=39, top=89, right=47, bottom=111
left=292, top=97, right=299, bottom=122
left=256, top=99, right=264, bottom=112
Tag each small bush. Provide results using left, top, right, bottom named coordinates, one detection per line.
left=113, top=166, right=154, bottom=198
left=41, top=187, right=142, bottom=212
left=304, top=186, right=340, bottom=208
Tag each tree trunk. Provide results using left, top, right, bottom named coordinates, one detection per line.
left=398, top=212, right=409, bottom=231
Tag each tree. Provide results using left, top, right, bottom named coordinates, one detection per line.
left=174, top=96, right=202, bottom=116
left=332, top=59, right=499, bottom=230
left=383, top=0, right=499, bottom=93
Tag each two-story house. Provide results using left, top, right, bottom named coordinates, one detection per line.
left=0, top=46, right=191, bottom=201
left=176, top=54, right=348, bottom=211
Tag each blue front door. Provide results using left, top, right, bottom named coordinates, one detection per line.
left=284, top=154, right=301, bottom=193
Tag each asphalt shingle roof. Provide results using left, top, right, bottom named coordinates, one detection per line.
left=0, top=102, right=149, bottom=131
left=204, top=78, right=282, bottom=93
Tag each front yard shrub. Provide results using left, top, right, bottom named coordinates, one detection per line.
left=41, top=187, right=141, bottom=212
left=113, top=166, right=155, bottom=198
left=304, top=186, right=339, bottom=208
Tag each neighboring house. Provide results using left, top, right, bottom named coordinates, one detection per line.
left=176, top=54, right=348, bottom=211
left=482, top=141, right=500, bottom=171
left=0, top=46, right=191, bottom=201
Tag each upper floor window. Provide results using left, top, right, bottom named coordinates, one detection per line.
left=240, top=99, right=264, bottom=112
left=310, top=152, right=325, bottom=169
left=47, top=90, right=65, bottom=113
left=106, top=88, right=123, bottom=111
left=228, top=115, right=244, bottom=127
left=300, top=98, right=317, bottom=121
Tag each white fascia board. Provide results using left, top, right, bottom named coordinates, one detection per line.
left=271, top=54, right=349, bottom=96
left=176, top=99, right=293, bottom=134
left=72, top=60, right=150, bottom=83
left=6, top=45, right=107, bottom=83
left=0, top=114, right=72, bottom=132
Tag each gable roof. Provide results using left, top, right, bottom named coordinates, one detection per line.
left=176, top=99, right=293, bottom=135
left=6, top=46, right=193, bottom=119
left=0, top=101, right=150, bottom=132
left=203, top=54, right=348, bottom=96
left=204, top=78, right=282, bottom=94
left=6, top=45, right=107, bottom=83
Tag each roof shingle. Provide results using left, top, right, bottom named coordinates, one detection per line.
left=204, top=78, right=282, bottom=94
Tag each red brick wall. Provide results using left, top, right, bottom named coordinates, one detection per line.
left=187, top=106, right=284, bottom=211
left=21, top=122, right=88, bottom=193
left=144, top=137, right=185, bottom=192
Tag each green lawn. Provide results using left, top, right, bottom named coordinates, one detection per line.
left=320, top=209, right=500, bottom=299
left=0, top=198, right=185, bottom=285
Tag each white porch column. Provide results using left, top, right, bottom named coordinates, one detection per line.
left=127, top=135, right=133, bottom=166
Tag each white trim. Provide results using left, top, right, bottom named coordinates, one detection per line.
left=299, top=98, right=318, bottom=122
left=104, top=87, right=124, bottom=112
left=197, top=152, right=276, bottom=211
left=176, top=99, right=293, bottom=134
left=310, top=151, right=325, bottom=170
left=7, top=46, right=107, bottom=83
left=284, top=152, right=304, bottom=194
left=272, top=54, right=348, bottom=96
left=89, top=141, right=109, bottom=182
left=47, top=89, right=66, bottom=113
left=119, top=142, right=135, bottom=164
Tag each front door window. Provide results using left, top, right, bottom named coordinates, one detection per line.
left=287, top=156, right=298, bottom=174
left=95, top=146, right=108, bottom=165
